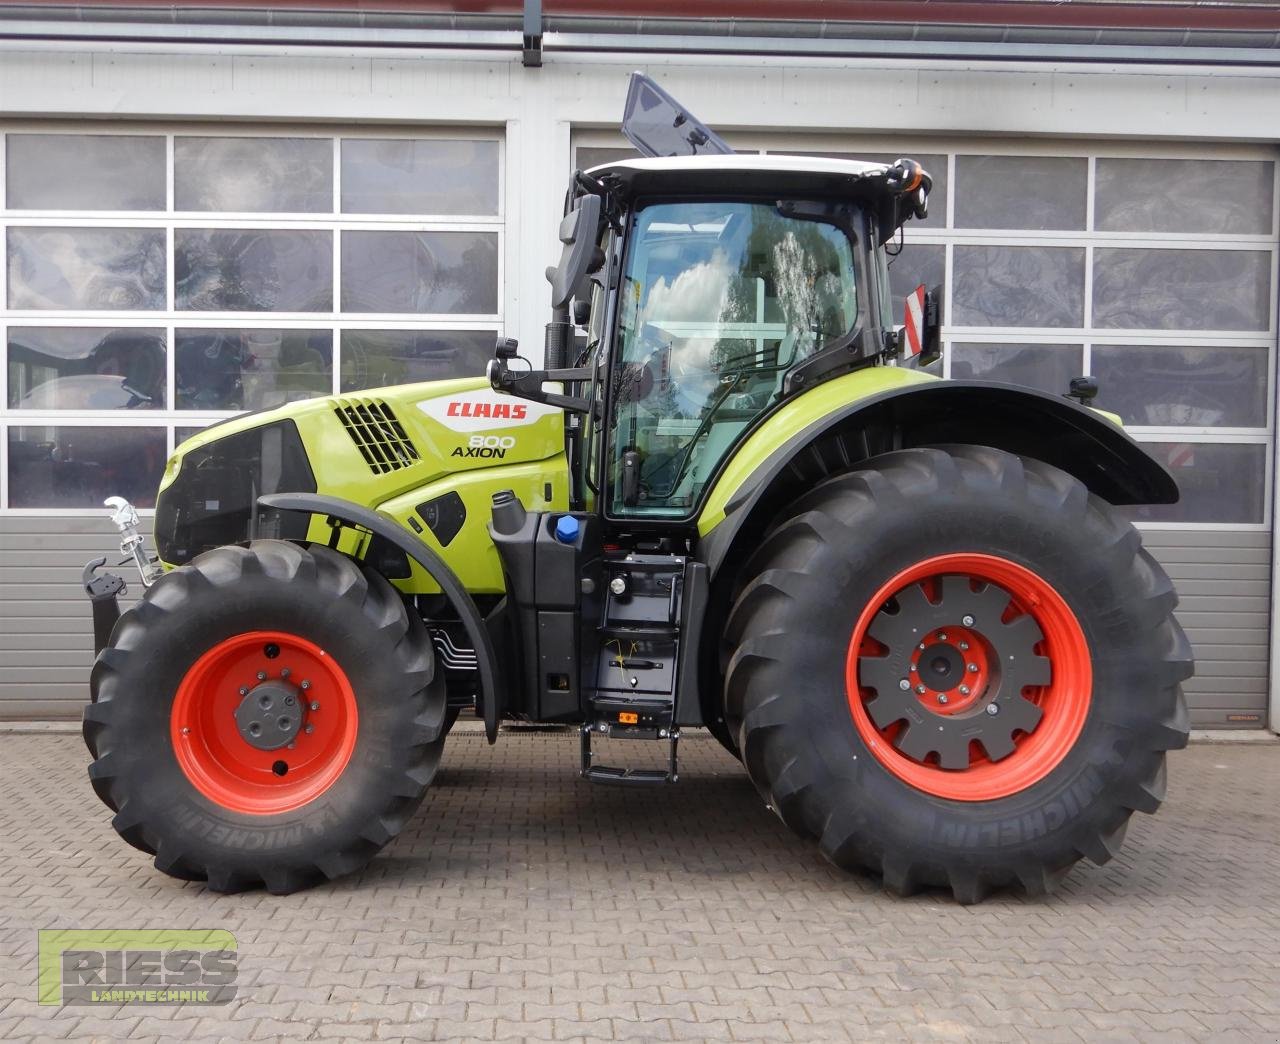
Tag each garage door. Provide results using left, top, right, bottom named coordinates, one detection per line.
left=578, top=135, right=1278, bottom=728
left=0, top=126, right=505, bottom=718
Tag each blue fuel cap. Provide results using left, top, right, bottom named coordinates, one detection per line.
left=554, top=515, right=580, bottom=544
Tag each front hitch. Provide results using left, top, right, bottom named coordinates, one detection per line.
left=83, top=558, right=126, bottom=657
left=82, top=497, right=163, bottom=657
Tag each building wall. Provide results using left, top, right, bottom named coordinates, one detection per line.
left=1, top=42, right=1278, bottom=727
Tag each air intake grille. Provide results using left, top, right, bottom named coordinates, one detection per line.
left=334, top=398, right=421, bottom=474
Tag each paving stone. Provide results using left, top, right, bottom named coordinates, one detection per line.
left=3, top=734, right=1279, bottom=1043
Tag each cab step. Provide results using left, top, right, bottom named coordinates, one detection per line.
left=579, top=722, right=679, bottom=785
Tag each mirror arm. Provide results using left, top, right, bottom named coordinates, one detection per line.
left=487, top=357, right=596, bottom=416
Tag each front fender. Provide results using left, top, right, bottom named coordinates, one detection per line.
left=259, top=492, right=504, bottom=743
left=697, top=375, right=1177, bottom=577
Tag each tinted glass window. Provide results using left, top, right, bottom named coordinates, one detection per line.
left=8, top=327, right=167, bottom=410
left=7, top=228, right=166, bottom=310
left=953, top=246, right=1085, bottom=328
left=176, top=329, right=331, bottom=410
left=1097, top=158, right=1274, bottom=235
left=1093, top=249, right=1270, bottom=331
left=9, top=425, right=167, bottom=508
left=955, top=155, right=1087, bottom=231
left=341, top=231, right=499, bottom=314
left=341, top=139, right=499, bottom=215
left=340, top=330, right=495, bottom=391
left=175, top=230, right=333, bottom=312
left=1125, top=442, right=1266, bottom=524
left=1091, top=344, right=1268, bottom=428
left=6, top=134, right=165, bottom=211
left=175, top=137, right=333, bottom=212
left=950, top=343, right=1082, bottom=396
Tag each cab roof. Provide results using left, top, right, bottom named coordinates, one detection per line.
left=585, top=153, right=894, bottom=200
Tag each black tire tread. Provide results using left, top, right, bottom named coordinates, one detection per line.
left=723, top=445, right=1193, bottom=902
left=84, top=540, right=446, bottom=894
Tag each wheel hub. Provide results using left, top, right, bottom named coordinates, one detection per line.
left=171, top=631, right=358, bottom=815
left=234, top=681, right=304, bottom=751
left=858, top=573, right=1052, bottom=769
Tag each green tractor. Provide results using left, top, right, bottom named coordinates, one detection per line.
left=82, top=76, right=1191, bottom=902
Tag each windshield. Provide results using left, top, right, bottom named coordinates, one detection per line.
left=610, top=199, right=858, bottom=516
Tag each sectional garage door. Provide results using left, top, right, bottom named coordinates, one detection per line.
left=579, top=135, right=1278, bottom=729
left=0, top=125, right=505, bottom=718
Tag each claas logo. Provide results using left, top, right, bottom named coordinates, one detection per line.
left=446, top=400, right=527, bottom=420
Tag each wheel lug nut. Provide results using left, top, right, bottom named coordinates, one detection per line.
left=918, top=642, right=926, bottom=650
left=239, top=687, right=249, bottom=696
left=961, top=615, right=975, bottom=627
left=937, top=694, right=948, bottom=704
left=958, top=685, right=970, bottom=696
left=257, top=671, right=267, bottom=681
left=967, top=663, right=979, bottom=673
left=916, top=684, right=927, bottom=695
left=305, top=724, right=314, bottom=734
left=281, top=668, right=290, bottom=679
left=300, top=680, right=311, bottom=690
left=958, top=642, right=969, bottom=651
left=937, top=632, right=947, bottom=641
left=899, top=679, right=911, bottom=691
left=986, top=703, right=999, bottom=715
left=309, top=701, right=320, bottom=712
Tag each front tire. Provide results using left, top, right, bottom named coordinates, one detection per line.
left=723, top=446, right=1192, bottom=902
left=84, top=540, right=446, bottom=894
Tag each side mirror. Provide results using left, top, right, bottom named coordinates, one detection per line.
left=546, top=194, right=602, bottom=308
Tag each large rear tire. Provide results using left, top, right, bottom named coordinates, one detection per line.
left=84, top=540, right=446, bottom=894
left=722, top=446, right=1192, bottom=902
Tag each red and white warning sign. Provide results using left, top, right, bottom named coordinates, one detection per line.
left=903, top=284, right=926, bottom=358
left=1167, top=443, right=1196, bottom=468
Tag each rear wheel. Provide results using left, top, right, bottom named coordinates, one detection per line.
left=85, top=540, right=445, bottom=894
left=723, top=446, right=1192, bottom=902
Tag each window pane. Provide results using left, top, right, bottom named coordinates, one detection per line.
left=1096, top=159, right=1275, bottom=235
left=341, top=330, right=495, bottom=391
left=1091, top=344, right=1268, bottom=428
left=341, top=231, right=498, bottom=314
left=7, top=228, right=166, bottom=310
left=8, top=425, right=167, bottom=508
left=775, top=151, right=948, bottom=228
left=1126, top=442, right=1266, bottom=524
left=955, top=155, right=1087, bottom=230
left=341, top=139, right=499, bottom=215
left=7, top=327, right=167, bottom=410
left=576, top=146, right=641, bottom=171
left=175, top=229, right=333, bottom=311
left=6, top=134, right=165, bottom=211
left=1093, top=249, right=1270, bottom=331
left=175, top=137, right=333, bottom=213
left=953, top=246, right=1084, bottom=328
left=176, top=426, right=206, bottom=448
left=950, top=342, right=1082, bottom=395
left=176, top=328, right=332, bottom=410
left=886, top=243, right=946, bottom=321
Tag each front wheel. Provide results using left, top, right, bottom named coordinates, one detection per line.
left=84, top=540, right=446, bottom=894
left=723, top=446, right=1192, bottom=902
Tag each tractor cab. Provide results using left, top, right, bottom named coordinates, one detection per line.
left=488, top=76, right=939, bottom=528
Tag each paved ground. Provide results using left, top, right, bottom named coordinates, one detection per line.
left=1, top=729, right=1278, bottom=1043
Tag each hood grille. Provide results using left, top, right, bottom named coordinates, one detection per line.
left=334, top=398, right=421, bottom=474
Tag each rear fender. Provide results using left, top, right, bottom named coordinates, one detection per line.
left=698, top=379, right=1177, bottom=579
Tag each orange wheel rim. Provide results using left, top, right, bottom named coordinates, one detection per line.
left=845, top=553, right=1091, bottom=802
left=170, top=631, right=358, bottom=815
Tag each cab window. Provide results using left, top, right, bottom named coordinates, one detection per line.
left=610, top=199, right=858, bottom=517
